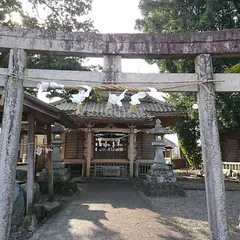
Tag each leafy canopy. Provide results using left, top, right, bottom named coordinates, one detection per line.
left=1, top=0, right=94, bottom=31
left=137, top=0, right=240, bottom=167
left=0, top=0, right=98, bottom=98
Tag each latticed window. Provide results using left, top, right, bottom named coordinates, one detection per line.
left=93, top=132, right=128, bottom=159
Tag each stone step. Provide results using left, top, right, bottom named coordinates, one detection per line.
left=42, top=201, right=61, bottom=217
left=33, top=201, right=62, bottom=222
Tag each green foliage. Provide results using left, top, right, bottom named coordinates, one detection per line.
left=216, top=93, right=240, bottom=132
left=0, top=0, right=99, bottom=99
left=0, top=0, right=95, bottom=31
left=137, top=0, right=240, bottom=33
left=137, top=0, right=240, bottom=167
left=166, top=93, right=202, bottom=167
left=225, top=63, right=240, bottom=73
left=29, top=55, right=102, bottom=100
left=0, top=0, right=22, bottom=27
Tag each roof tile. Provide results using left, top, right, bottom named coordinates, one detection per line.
left=51, top=96, right=177, bottom=121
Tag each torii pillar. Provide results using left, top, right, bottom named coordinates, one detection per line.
left=0, top=49, right=27, bottom=240
left=196, top=54, right=228, bottom=240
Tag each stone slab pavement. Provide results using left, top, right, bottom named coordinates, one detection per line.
left=30, top=181, right=189, bottom=240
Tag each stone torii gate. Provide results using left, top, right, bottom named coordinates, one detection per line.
left=0, top=27, right=240, bottom=240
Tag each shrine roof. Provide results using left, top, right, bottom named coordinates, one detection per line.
left=0, top=91, right=79, bottom=129
left=51, top=95, right=182, bottom=122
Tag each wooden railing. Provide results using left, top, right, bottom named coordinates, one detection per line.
left=222, top=162, right=240, bottom=172
left=135, top=160, right=154, bottom=178
left=135, top=159, right=175, bottom=178
left=90, top=162, right=130, bottom=179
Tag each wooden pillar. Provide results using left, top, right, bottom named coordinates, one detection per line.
left=129, top=126, right=135, bottom=178
left=26, top=114, right=35, bottom=215
left=0, top=49, right=27, bottom=240
left=195, top=54, right=228, bottom=240
left=86, top=125, right=92, bottom=178
left=20, top=135, right=24, bottom=161
left=61, top=132, right=66, bottom=160
left=47, top=124, right=53, bottom=201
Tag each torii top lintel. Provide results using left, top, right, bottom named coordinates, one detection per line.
left=0, top=27, right=240, bottom=58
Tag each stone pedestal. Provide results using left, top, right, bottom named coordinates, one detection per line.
left=38, top=139, right=70, bottom=182
left=142, top=163, right=185, bottom=197
left=143, top=163, right=179, bottom=197
left=141, top=119, right=185, bottom=197
left=146, top=163, right=176, bottom=183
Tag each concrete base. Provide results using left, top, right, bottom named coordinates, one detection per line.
left=33, top=201, right=62, bottom=223
left=142, top=163, right=185, bottom=197
left=146, top=163, right=176, bottom=183
left=42, top=201, right=61, bottom=217
left=37, top=180, right=78, bottom=196
left=34, top=204, right=46, bottom=222
left=37, top=168, right=70, bottom=182
left=141, top=180, right=185, bottom=197
left=22, top=214, right=38, bottom=231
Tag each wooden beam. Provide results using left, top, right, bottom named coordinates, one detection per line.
left=0, top=68, right=240, bottom=92
left=26, top=114, right=35, bottom=216
left=23, top=100, right=60, bottom=120
left=92, top=128, right=130, bottom=133
left=196, top=54, right=227, bottom=239
left=21, top=123, right=47, bottom=135
left=0, top=68, right=197, bottom=90
left=0, top=49, right=27, bottom=240
left=47, top=124, right=53, bottom=201
left=1, top=27, right=240, bottom=58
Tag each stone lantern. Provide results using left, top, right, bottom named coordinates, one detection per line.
left=52, top=124, right=70, bottom=181
left=141, top=119, right=185, bottom=197
left=52, top=124, right=64, bottom=163
left=150, top=119, right=171, bottom=166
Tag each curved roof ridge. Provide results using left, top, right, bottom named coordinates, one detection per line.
left=51, top=98, right=66, bottom=106
left=143, top=95, right=173, bottom=106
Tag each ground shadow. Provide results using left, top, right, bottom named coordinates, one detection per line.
left=31, top=181, right=240, bottom=240
left=31, top=201, right=123, bottom=240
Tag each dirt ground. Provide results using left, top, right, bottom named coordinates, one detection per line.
left=9, top=178, right=240, bottom=240
left=145, top=189, right=240, bottom=240
left=29, top=181, right=240, bottom=240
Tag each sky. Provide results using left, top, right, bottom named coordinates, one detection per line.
left=19, top=0, right=159, bottom=73
left=87, top=0, right=159, bottom=73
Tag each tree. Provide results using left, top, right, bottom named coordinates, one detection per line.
left=0, top=0, right=97, bottom=98
left=0, top=0, right=94, bottom=31
left=137, top=0, right=240, bottom=167
left=166, top=92, right=202, bottom=167
left=27, top=55, right=102, bottom=99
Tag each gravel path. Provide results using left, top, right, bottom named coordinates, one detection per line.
left=30, top=181, right=240, bottom=240
left=147, top=190, right=240, bottom=240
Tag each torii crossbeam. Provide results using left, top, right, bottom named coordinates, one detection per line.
left=0, top=27, right=240, bottom=240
